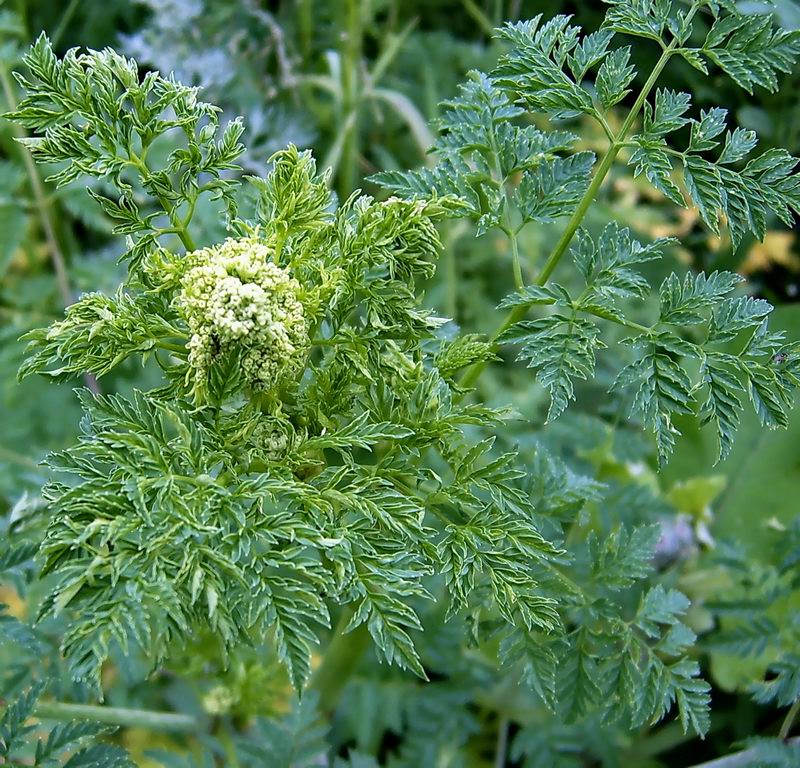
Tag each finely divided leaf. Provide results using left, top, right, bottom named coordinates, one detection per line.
left=596, top=46, right=636, bottom=108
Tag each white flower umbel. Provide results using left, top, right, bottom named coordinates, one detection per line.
left=179, top=237, right=307, bottom=392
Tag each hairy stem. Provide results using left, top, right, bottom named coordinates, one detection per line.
left=34, top=701, right=198, bottom=732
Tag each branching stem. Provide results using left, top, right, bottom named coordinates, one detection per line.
left=127, top=154, right=198, bottom=251
left=457, top=30, right=684, bottom=392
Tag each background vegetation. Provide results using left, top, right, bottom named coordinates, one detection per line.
left=1, top=0, right=799, bottom=766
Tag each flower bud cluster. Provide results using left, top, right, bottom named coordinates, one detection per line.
left=178, top=237, right=307, bottom=392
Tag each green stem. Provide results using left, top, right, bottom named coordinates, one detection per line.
left=34, top=701, right=198, bottom=732
left=156, top=340, right=189, bottom=354
left=460, top=0, right=494, bottom=36
left=308, top=605, right=370, bottom=712
left=458, top=304, right=526, bottom=390
left=298, top=0, right=313, bottom=61
left=217, top=726, right=242, bottom=767
left=0, top=65, right=71, bottom=307
left=338, top=0, right=364, bottom=197
left=127, top=155, right=197, bottom=251
left=50, top=0, right=81, bottom=48
left=535, top=142, right=620, bottom=286
left=595, top=110, right=617, bottom=142
left=457, top=37, right=680, bottom=392
left=539, top=36, right=678, bottom=284
left=779, top=699, right=800, bottom=740
left=507, top=226, right=525, bottom=292
left=0, top=444, right=41, bottom=472
left=625, top=721, right=696, bottom=759
left=442, top=221, right=460, bottom=319
left=304, top=6, right=702, bottom=717
left=158, top=195, right=196, bottom=251
left=600, top=313, right=652, bottom=335
left=486, top=100, right=526, bottom=291
left=494, top=715, right=509, bottom=768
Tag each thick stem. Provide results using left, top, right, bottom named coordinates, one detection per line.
left=308, top=605, right=370, bottom=712
left=34, top=701, right=198, bottom=732
left=534, top=143, right=621, bottom=287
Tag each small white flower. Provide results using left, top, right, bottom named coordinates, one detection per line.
left=177, top=237, right=308, bottom=393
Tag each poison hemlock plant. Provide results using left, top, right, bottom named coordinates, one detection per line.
left=2, top=0, right=800, bottom=765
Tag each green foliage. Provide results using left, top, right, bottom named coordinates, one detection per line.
left=380, top=0, right=800, bottom=465
left=9, top=33, right=244, bottom=265
left=497, top=224, right=675, bottom=423
left=234, top=694, right=328, bottom=767
left=630, top=94, right=800, bottom=248
left=7, top=98, right=565, bottom=708
left=0, top=683, right=132, bottom=767
left=18, top=290, right=181, bottom=381
left=705, top=521, right=800, bottom=709
left=373, top=71, right=590, bottom=237
left=3, top=1, right=800, bottom=765
left=701, top=11, right=800, bottom=92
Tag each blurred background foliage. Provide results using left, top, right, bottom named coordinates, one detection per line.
left=1, top=0, right=799, bottom=766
